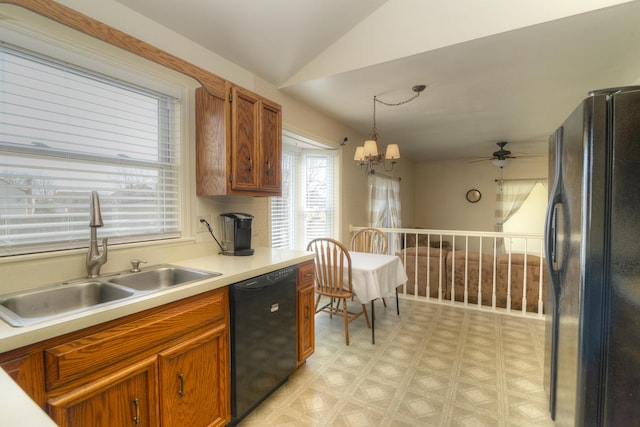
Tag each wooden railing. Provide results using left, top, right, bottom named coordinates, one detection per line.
left=350, top=226, right=547, bottom=317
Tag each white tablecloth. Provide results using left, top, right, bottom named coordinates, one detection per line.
left=348, top=252, right=408, bottom=303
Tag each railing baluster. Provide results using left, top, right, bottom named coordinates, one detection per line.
left=523, top=239, right=528, bottom=314
left=478, top=238, right=483, bottom=309
left=464, top=236, right=469, bottom=305
left=492, top=237, right=498, bottom=310
left=538, top=243, right=545, bottom=316
left=506, top=249, right=512, bottom=312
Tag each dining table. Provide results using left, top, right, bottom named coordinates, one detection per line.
left=348, top=251, right=408, bottom=344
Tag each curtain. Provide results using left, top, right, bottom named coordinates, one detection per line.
left=368, top=174, right=402, bottom=253
left=495, top=178, right=547, bottom=252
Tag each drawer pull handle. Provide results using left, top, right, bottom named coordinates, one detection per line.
left=304, top=273, right=313, bottom=279
left=248, top=156, right=253, bottom=172
left=178, top=373, right=185, bottom=397
left=133, top=397, right=140, bottom=425
left=305, top=305, right=310, bottom=319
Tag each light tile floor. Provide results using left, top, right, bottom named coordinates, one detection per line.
left=238, top=298, right=555, bottom=427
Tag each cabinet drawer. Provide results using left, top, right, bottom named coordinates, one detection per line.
left=297, top=261, right=314, bottom=289
left=45, top=289, right=226, bottom=390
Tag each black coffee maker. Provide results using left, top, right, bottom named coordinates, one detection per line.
left=220, top=213, right=254, bottom=256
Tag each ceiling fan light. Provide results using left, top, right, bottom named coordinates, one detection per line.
left=385, top=144, right=400, bottom=160
left=492, top=158, right=511, bottom=168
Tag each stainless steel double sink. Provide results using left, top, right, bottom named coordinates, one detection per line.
left=0, top=265, right=221, bottom=327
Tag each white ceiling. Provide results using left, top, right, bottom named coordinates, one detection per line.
left=113, top=0, right=640, bottom=160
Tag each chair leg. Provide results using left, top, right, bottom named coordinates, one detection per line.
left=314, top=294, right=322, bottom=313
left=361, top=303, right=371, bottom=329
left=342, top=298, right=350, bottom=345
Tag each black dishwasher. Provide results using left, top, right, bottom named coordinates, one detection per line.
left=229, top=266, right=298, bottom=425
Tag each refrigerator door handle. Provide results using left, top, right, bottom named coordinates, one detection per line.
left=547, top=203, right=559, bottom=266
left=544, top=130, right=566, bottom=421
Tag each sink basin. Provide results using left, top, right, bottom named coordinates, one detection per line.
left=0, top=281, right=134, bottom=327
left=106, top=265, right=220, bottom=291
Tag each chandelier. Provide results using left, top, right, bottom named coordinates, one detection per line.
left=354, top=84, right=426, bottom=173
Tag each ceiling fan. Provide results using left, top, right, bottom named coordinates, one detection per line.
left=468, top=141, right=538, bottom=168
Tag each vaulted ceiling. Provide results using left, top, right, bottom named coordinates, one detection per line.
left=113, top=0, right=640, bottom=160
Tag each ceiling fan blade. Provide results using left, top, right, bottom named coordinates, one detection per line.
left=466, top=158, right=492, bottom=164
left=512, top=154, right=544, bottom=159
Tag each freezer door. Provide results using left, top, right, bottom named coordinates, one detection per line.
left=544, top=93, right=609, bottom=427
left=603, top=89, right=640, bottom=426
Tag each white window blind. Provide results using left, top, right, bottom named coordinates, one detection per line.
left=271, top=138, right=337, bottom=250
left=271, top=148, right=299, bottom=249
left=303, top=152, right=336, bottom=243
left=0, top=44, right=180, bottom=256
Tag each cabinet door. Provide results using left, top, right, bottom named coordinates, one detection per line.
left=297, top=284, right=315, bottom=364
left=158, top=325, right=230, bottom=427
left=1, top=353, right=46, bottom=409
left=195, top=87, right=228, bottom=196
left=48, top=358, right=158, bottom=427
left=297, top=261, right=315, bottom=365
left=259, top=99, right=282, bottom=194
left=231, top=86, right=259, bottom=191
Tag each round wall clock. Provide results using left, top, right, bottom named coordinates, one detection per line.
left=466, top=189, right=481, bottom=203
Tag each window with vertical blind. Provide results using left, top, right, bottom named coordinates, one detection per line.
left=0, top=43, right=181, bottom=256
left=271, top=136, right=338, bottom=250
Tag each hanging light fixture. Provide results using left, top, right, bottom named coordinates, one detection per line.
left=491, top=158, right=511, bottom=168
left=355, top=84, right=426, bottom=173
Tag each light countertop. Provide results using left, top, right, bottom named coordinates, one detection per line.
left=0, top=246, right=314, bottom=426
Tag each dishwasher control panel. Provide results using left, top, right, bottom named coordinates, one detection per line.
left=265, top=266, right=296, bottom=283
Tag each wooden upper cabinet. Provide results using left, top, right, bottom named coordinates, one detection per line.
left=196, top=84, right=282, bottom=196
left=230, top=87, right=260, bottom=191
left=196, top=86, right=228, bottom=196
left=259, top=99, right=282, bottom=193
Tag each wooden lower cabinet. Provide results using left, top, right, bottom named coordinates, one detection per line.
left=0, top=352, right=46, bottom=408
left=297, top=261, right=315, bottom=365
left=0, top=288, right=230, bottom=427
left=159, top=326, right=229, bottom=427
left=48, top=358, right=158, bottom=427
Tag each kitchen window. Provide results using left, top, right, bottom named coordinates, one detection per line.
left=0, top=41, right=182, bottom=256
left=271, top=133, right=338, bottom=250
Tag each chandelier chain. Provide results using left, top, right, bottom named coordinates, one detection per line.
left=375, top=91, right=423, bottom=107
left=370, top=88, right=424, bottom=139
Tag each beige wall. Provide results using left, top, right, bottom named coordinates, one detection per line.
left=413, top=155, right=548, bottom=231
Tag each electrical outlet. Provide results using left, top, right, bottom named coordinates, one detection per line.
left=198, top=215, right=209, bottom=232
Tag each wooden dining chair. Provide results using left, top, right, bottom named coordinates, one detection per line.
left=350, top=227, right=398, bottom=312
left=307, top=238, right=370, bottom=345
left=350, top=227, right=388, bottom=254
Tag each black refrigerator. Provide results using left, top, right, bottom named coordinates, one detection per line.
left=544, top=86, right=640, bottom=426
